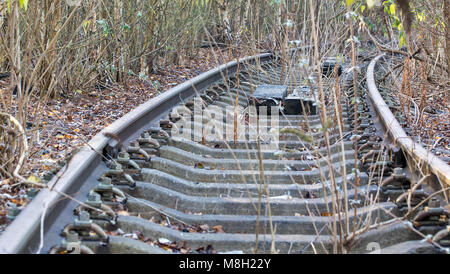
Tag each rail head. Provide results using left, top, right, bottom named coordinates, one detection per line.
left=366, top=54, right=450, bottom=186
left=0, top=51, right=277, bottom=254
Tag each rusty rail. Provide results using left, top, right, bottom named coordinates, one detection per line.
left=366, top=54, right=450, bottom=187
left=0, top=51, right=277, bottom=254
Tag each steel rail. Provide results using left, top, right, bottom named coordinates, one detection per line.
left=366, top=54, right=450, bottom=187
left=0, top=51, right=281, bottom=254
left=4, top=49, right=443, bottom=254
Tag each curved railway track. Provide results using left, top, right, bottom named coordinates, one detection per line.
left=1, top=50, right=449, bottom=254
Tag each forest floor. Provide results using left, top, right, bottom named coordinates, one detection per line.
left=0, top=47, right=241, bottom=232
left=379, top=56, right=450, bottom=163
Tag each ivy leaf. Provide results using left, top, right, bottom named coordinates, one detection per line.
left=97, top=20, right=110, bottom=37
left=82, top=20, right=91, bottom=34
left=390, top=3, right=396, bottom=15
left=19, top=0, right=28, bottom=11
left=122, top=23, right=131, bottom=31
left=346, top=0, right=356, bottom=7
left=416, top=12, right=424, bottom=22
left=399, top=33, right=406, bottom=48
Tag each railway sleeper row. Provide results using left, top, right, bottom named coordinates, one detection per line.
left=49, top=58, right=450, bottom=254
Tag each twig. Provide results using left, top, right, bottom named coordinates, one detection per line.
left=365, top=27, right=448, bottom=73
left=0, top=113, right=29, bottom=183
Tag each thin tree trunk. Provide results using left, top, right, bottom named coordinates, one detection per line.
left=445, top=0, right=450, bottom=74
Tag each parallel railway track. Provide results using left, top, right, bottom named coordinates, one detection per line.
left=1, top=50, right=449, bottom=254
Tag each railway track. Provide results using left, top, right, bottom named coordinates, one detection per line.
left=1, top=50, right=449, bottom=254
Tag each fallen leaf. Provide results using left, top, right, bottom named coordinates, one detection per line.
left=27, top=175, right=41, bottom=184
left=158, top=238, right=171, bottom=245
left=194, top=163, right=204, bottom=169
left=213, top=225, right=224, bottom=233
left=117, top=210, right=129, bottom=216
